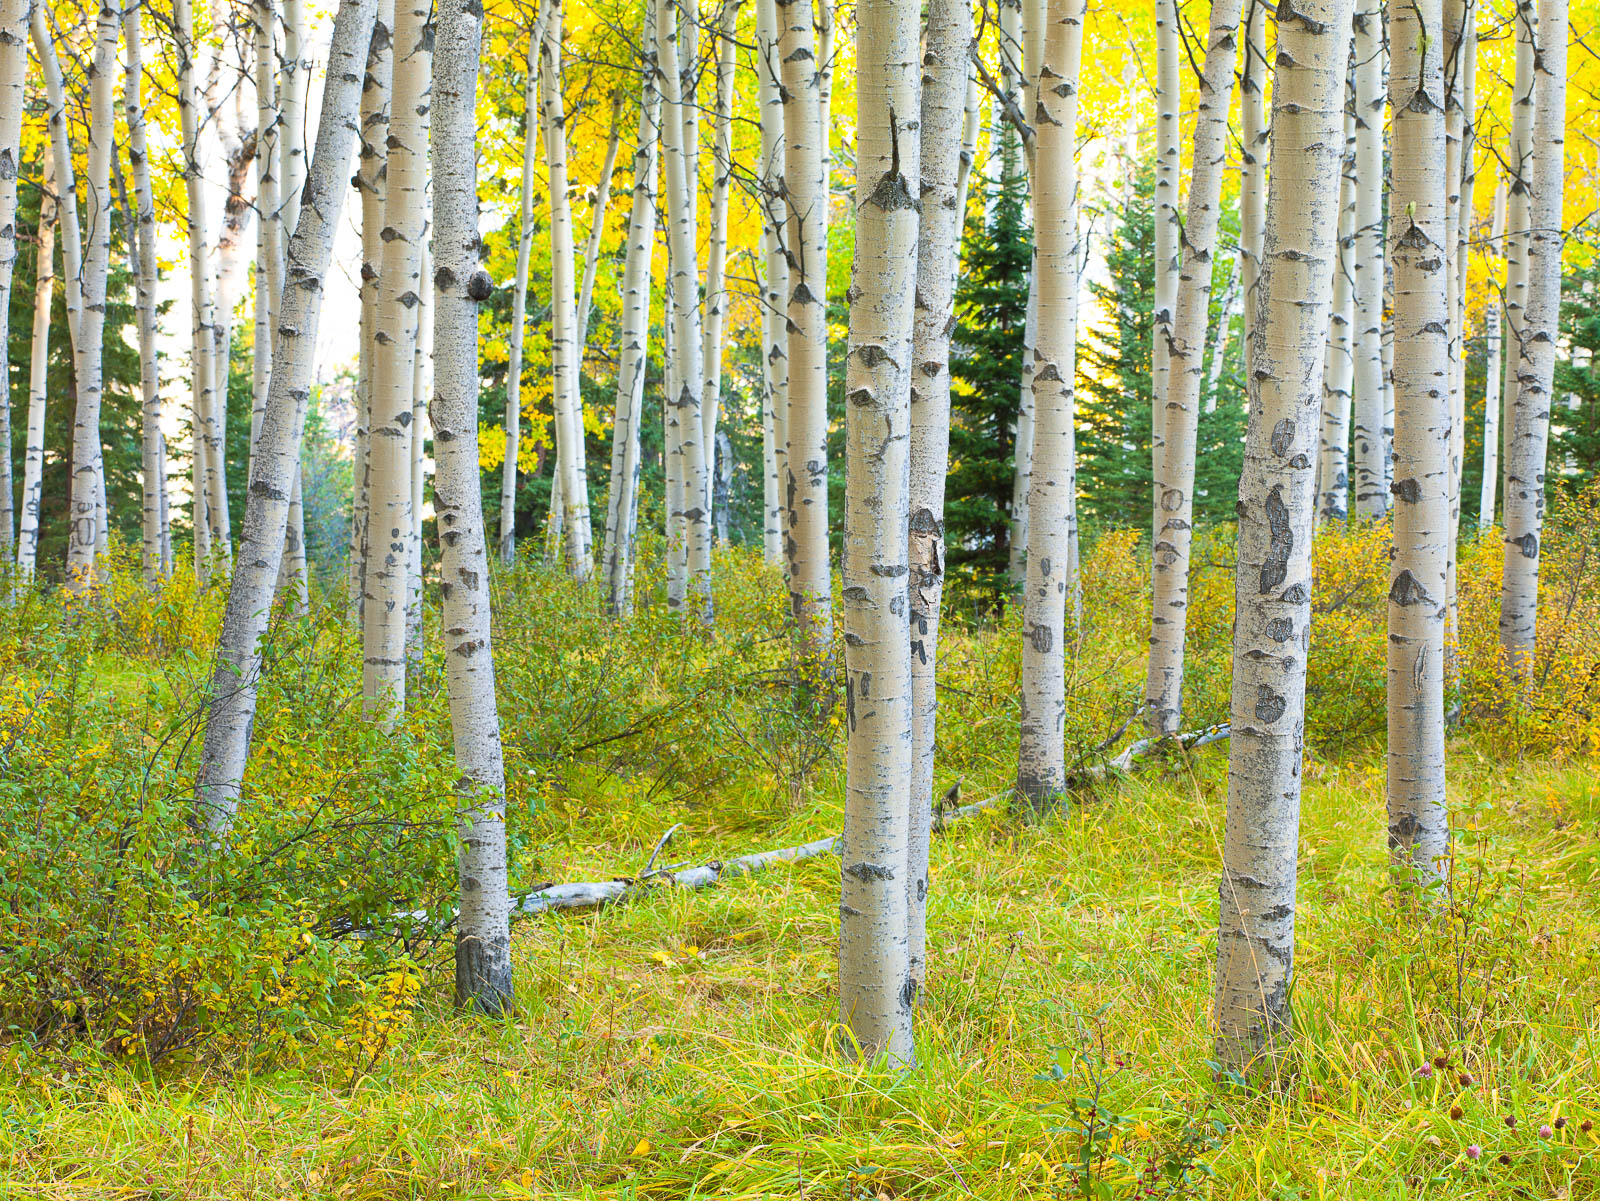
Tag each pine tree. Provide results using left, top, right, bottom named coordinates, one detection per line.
left=947, top=133, right=1029, bottom=599
left=1552, top=258, right=1600, bottom=490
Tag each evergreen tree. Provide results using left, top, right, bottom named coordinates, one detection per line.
left=947, top=131, right=1028, bottom=599
left=1552, top=255, right=1600, bottom=493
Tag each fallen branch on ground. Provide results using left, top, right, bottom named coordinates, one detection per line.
left=508, top=723, right=1231, bottom=921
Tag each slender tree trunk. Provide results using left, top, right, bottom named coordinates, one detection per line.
left=253, top=0, right=283, bottom=478
left=195, top=0, right=378, bottom=834
left=1212, top=0, right=1351, bottom=1075
left=755, top=0, right=788, bottom=568
left=1317, top=100, right=1357, bottom=523
left=953, top=65, right=981, bottom=231
left=1501, top=0, right=1535, bottom=508
left=1239, top=0, right=1267, bottom=376
left=543, top=0, right=594, bottom=582
left=575, top=101, right=622, bottom=345
left=0, top=0, right=28, bottom=560
left=778, top=0, right=833, bottom=662
left=407, top=234, right=431, bottom=670
left=16, top=141, right=55, bottom=583
left=602, top=10, right=660, bottom=617
left=1015, top=0, right=1085, bottom=802
left=281, top=0, right=308, bottom=234
left=62, top=1, right=120, bottom=590
left=124, top=2, right=165, bottom=585
left=1205, top=262, right=1241, bottom=410
left=501, top=25, right=539, bottom=564
left=1499, top=0, right=1566, bottom=676
left=1350, top=0, right=1388, bottom=517
left=840, top=0, right=920, bottom=1068
left=1480, top=178, right=1505, bottom=528
left=1151, top=0, right=1180, bottom=525
left=1008, top=284, right=1036, bottom=584
left=351, top=0, right=394, bottom=608
left=32, top=13, right=82, bottom=357
left=1143, top=0, right=1245, bottom=739
left=906, top=0, right=971, bottom=995
left=1385, top=0, right=1451, bottom=888
left=1439, top=0, right=1465, bottom=669
left=207, top=128, right=257, bottom=559
left=657, top=0, right=708, bottom=615
left=363, top=0, right=430, bottom=721
left=700, top=0, right=738, bottom=556
left=433, top=0, right=512, bottom=1012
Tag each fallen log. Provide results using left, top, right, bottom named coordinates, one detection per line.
left=509, top=723, right=1230, bottom=920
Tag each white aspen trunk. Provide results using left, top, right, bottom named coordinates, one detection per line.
left=1498, top=0, right=1566, bottom=676
left=1151, top=0, right=1181, bottom=521
left=195, top=0, right=378, bottom=834
left=1143, top=0, right=1245, bottom=739
left=16, top=140, right=55, bottom=583
left=1317, top=101, right=1356, bottom=524
left=602, top=10, right=660, bottom=617
left=281, top=0, right=308, bottom=235
left=1205, top=261, right=1241, bottom=410
left=815, top=0, right=834, bottom=254
left=699, top=0, right=738, bottom=554
left=279, top=475, right=310, bottom=612
left=543, top=0, right=595, bottom=582
left=0, top=0, right=27, bottom=559
left=124, top=2, right=165, bottom=585
left=350, top=0, right=394, bottom=607
left=500, top=25, right=539, bottom=563
left=1501, top=0, right=1534, bottom=508
left=778, top=0, right=833, bottom=661
left=174, top=0, right=221, bottom=577
left=1440, top=0, right=1464, bottom=670
left=208, top=128, right=258, bottom=559
left=1238, top=0, right=1267, bottom=376
left=363, top=0, right=430, bottom=722
left=252, top=0, right=283, bottom=480
left=31, top=13, right=82, bottom=356
left=657, top=0, right=708, bottom=615
left=1386, top=0, right=1452, bottom=889
left=953, top=66, right=981, bottom=231
left=433, top=0, right=512, bottom=1012
left=1007, top=284, right=1036, bottom=584
left=407, top=235, right=431, bottom=670
left=62, top=1, right=120, bottom=590
left=1015, top=0, right=1084, bottom=802
left=1212, top=0, right=1351, bottom=1075
left=754, top=0, right=788, bottom=569
left=1480, top=177, right=1505, bottom=528
left=574, top=103, right=622, bottom=345
left=906, top=0, right=971, bottom=995
left=839, top=0, right=919, bottom=1067
left=1350, top=0, right=1387, bottom=517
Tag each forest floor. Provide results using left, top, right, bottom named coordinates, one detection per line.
left=3, top=741, right=1599, bottom=1199
left=4, top=513, right=1600, bottom=1198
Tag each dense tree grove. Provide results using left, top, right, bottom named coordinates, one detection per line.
left=4, top=0, right=1600, bottom=1188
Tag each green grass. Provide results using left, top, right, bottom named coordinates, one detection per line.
left=3, top=738, right=1597, bottom=1199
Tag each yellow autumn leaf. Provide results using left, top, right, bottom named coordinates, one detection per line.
left=631, top=1139, right=651, bottom=1157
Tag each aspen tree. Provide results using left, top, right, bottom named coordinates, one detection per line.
left=1143, top=0, right=1245, bottom=739
left=602, top=8, right=661, bottom=616
left=363, top=0, right=431, bottom=721
left=754, top=0, right=788, bottom=568
left=1386, top=0, right=1451, bottom=888
left=700, top=0, right=739, bottom=552
left=815, top=0, right=834, bottom=238
left=124, top=2, right=165, bottom=585
left=406, top=235, right=430, bottom=670
left=953, top=66, right=981, bottom=227
left=575, top=101, right=623, bottom=345
left=62, top=0, right=120, bottom=591
left=501, top=25, right=540, bottom=563
left=351, top=0, right=394, bottom=607
left=0, top=0, right=27, bottom=558
left=1440, top=0, right=1465, bottom=661
left=1350, top=0, right=1388, bottom=517
left=1317, top=102, right=1356, bottom=524
left=31, top=13, right=82, bottom=356
left=778, top=0, right=833, bottom=660
left=16, top=142, right=55, bottom=583
left=1151, top=0, right=1180, bottom=508
left=275, top=0, right=312, bottom=610
left=1480, top=178, right=1505, bottom=528
left=1238, top=0, right=1267, bottom=374
left=1212, top=0, right=1352, bottom=1075
left=1499, top=0, right=1567, bottom=675
left=195, top=0, right=379, bottom=834
left=906, top=0, right=971, bottom=993
left=839, top=0, right=920, bottom=1068
left=657, top=0, right=708, bottom=614
left=433, top=0, right=513, bottom=1011
left=1501, top=0, right=1534, bottom=506
left=1016, top=0, right=1085, bottom=803
left=252, top=0, right=283, bottom=483
left=1205, top=264, right=1242, bottom=410
left=544, top=0, right=595, bottom=582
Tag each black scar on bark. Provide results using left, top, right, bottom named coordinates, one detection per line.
left=1260, top=485, right=1292, bottom=593
left=1254, top=684, right=1287, bottom=724
left=1389, top=569, right=1432, bottom=606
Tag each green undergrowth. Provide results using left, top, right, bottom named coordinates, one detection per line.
left=4, top=503, right=1600, bottom=1197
